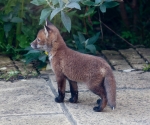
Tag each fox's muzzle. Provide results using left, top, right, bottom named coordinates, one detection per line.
left=31, top=40, right=37, bottom=49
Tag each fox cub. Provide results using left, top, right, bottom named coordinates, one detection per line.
left=31, top=20, right=116, bottom=112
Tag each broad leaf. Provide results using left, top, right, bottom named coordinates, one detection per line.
left=1, top=14, right=11, bottom=22
left=4, top=23, right=12, bottom=32
left=25, top=53, right=40, bottom=64
left=73, top=34, right=84, bottom=50
left=85, top=39, right=89, bottom=46
left=77, top=32, right=86, bottom=43
left=30, top=0, right=47, bottom=6
left=81, top=1, right=95, bottom=6
left=26, top=50, right=40, bottom=54
left=104, top=2, right=119, bottom=8
left=105, top=0, right=113, bottom=2
left=66, top=2, right=81, bottom=10
left=86, top=44, right=96, bottom=54
left=52, top=0, right=59, bottom=5
left=58, top=0, right=64, bottom=8
left=70, top=0, right=80, bottom=2
left=84, top=7, right=95, bottom=17
left=88, top=32, right=100, bottom=45
left=95, top=0, right=102, bottom=4
left=17, top=35, right=28, bottom=48
left=73, top=34, right=79, bottom=42
left=11, top=17, right=23, bottom=23
left=24, top=47, right=33, bottom=51
left=61, top=11, right=71, bottom=32
left=62, top=0, right=69, bottom=3
left=39, top=8, right=51, bottom=24
left=39, top=54, right=47, bottom=62
left=100, top=4, right=106, bottom=13
left=50, top=8, right=61, bottom=20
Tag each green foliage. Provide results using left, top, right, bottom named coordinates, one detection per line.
left=30, top=0, right=119, bottom=32
left=73, top=32, right=100, bottom=54
left=121, top=31, right=138, bottom=44
left=24, top=47, right=47, bottom=69
left=1, top=0, right=150, bottom=70
left=0, top=0, right=41, bottom=60
left=143, top=64, right=150, bottom=72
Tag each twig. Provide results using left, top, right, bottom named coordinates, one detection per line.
left=99, top=20, right=136, bottom=49
left=114, top=0, right=124, bottom=2
left=98, top=8, right=104, bottom=42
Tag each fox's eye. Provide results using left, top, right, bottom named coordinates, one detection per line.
left=37, top=38, right=41, bottom=43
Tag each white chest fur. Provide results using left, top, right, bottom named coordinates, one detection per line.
left=48, top=54, right=53, bottom=61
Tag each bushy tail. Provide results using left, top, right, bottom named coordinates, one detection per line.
left=104, top=72, right=116, bottom=110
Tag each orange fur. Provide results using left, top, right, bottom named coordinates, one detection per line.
left=31, top=21, right=116, bottom=112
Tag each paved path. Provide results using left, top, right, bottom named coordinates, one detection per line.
left=0, top=70, right=150, bottom=125
left=0, top=47, right=150, bottom=125
left=102, top=48, right=150, bottom=70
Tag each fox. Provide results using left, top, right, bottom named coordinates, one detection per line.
left=31, top=20, right=116, bottom=112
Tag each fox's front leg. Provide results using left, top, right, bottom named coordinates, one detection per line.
left=68, top=80, right=78, bottom=103
left=55, top=75, right=66, bottom=103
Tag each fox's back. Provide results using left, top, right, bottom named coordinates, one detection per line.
left=52, top=47, right=112, bottom=83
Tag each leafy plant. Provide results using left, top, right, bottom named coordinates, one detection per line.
left=24, top=47, right=48, bottom=69
left=121, top=31, right=138, bottom=45
left=30, top=0, right=119, bottom=32
left=73, top=32, right=100, bottom=54
left=143, top=64, right=150, bottom=72
left=0, top=0, right=42, bottom=59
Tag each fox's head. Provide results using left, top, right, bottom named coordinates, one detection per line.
left=31, top=20, right=60, bottom=52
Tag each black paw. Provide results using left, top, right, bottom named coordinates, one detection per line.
left=69, top=97, right=77, bottom=103
left=55, top=97, right=64, bottom=103
left=97, top=99, right=102, bottom=104
left=93, top=106, right=102, bottom=112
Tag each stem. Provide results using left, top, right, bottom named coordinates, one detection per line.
left=100, top=20, right=135, bottom=48
left=16, top=0, right=24, bottom=47
left=98, top=8, right=103, bottom=42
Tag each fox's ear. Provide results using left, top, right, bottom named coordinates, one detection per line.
left=44, top=25, right=51, bottom=38
left=45, top=19, right=52, bottom=26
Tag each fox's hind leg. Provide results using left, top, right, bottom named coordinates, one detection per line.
left=68, top=80, right=78, bottom=103
left=55, top=75, right=66, bottom=103
left=90, top=84, right=107, bottom=112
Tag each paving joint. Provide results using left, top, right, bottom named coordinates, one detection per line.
left=48, top=75, right=77, bottom=125
left=136, top=48, right=150, bottom=63
left=117, top=50, right=134, bottom=69
left=100, top=52, right=115, bottom=70
left=0, top=112, right=64, bottom=118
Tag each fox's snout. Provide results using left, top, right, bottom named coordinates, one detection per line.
left=30, top=40, right=37, bottom=49
left=30, top=41, right=37, bottom=49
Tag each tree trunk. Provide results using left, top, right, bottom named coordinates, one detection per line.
left=119, top=2, right=130, bottom=29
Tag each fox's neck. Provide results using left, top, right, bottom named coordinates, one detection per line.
left=48, top=33, right=67, bottom=57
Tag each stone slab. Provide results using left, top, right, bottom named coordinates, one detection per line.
left=104, top=55, right=124, bottom=60
left=131, top=64, right=145, bottom=69
left=0, top=114, right=71, bottom=125
left=14, top=61, right=38, bottom=77
left=119, top=48, right=136, bottom=53
left=119, top=48, right=140, bottom=58
left=113, top=65, right=132, bottom=70
left=101, top=50, right=120, bottom=55
left=127, top=58, right=146, bottom=64
left=114, top=71, right=150, bottom=89
left=64, top=89, right=150, bottom=125
left=136, top=48, right=150, bottom=55
left=146, top=57, right=150, bottom=62
left=49, top=71, right=150, bottom=93
left=0, top=56, right=12, bottom=65
left=120, top=52, right=141, bottom=59
left=109, top=59, right=128, bottom=66
left=0, top=79, right=62, bottom=116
